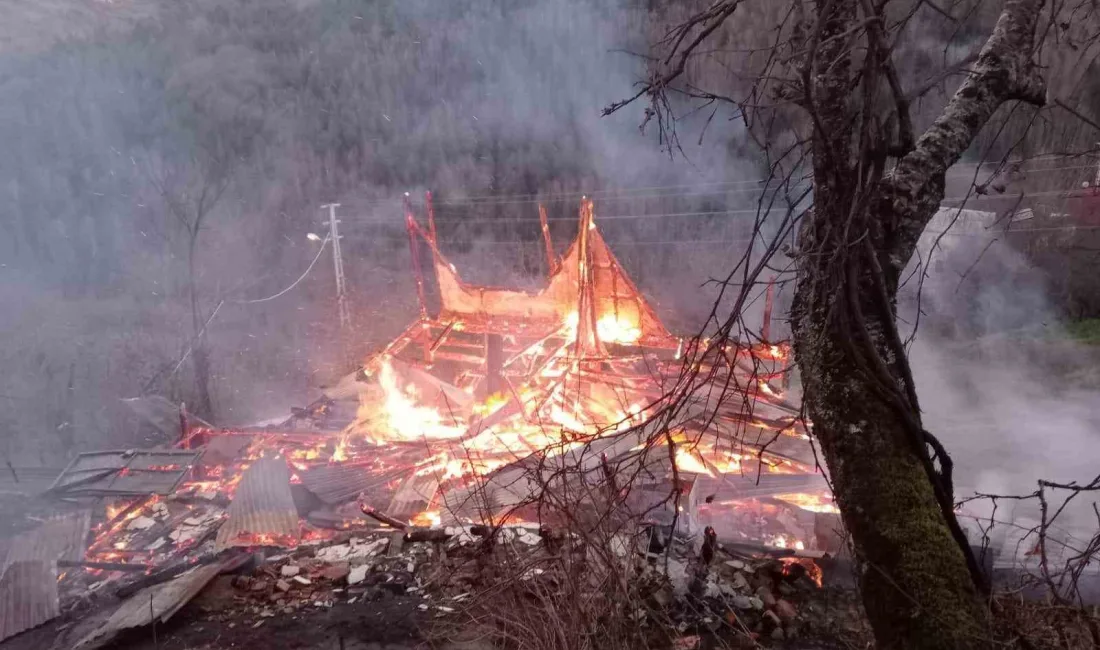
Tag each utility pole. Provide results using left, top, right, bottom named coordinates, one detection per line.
left=322, top=203, right=351, bottom=330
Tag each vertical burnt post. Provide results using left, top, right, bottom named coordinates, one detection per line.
left=539, top=203, right=557, bottom=275
left=485, top=333, right=505, bottom=396
left=404, top=194, right=428, bottom=320
left=425, top=190, right=438, bottom=244
left=762, top=276, right=776, bottom=341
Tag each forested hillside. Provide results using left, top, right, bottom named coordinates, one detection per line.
left=1, top=0, right=1097, bottom=464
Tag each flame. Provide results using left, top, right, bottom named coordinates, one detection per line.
left=673, top=447, right=712, bottom=476
left=774, top=493, right=838, bottom=514
left=411, top=510, right=441, bottom=527
left=361, top=360, right=465, bottom=442
left=562, top=311, right=642, bottom=344
left=596, top=314, right=641, bottom=344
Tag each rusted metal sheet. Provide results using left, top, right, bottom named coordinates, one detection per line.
left=49, top=450, right=201, bottom=497
left=0, top=511, right=91, bottom=641
left=215, top=456, right=299, bottom=550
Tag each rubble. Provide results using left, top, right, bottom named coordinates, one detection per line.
left=0, top=197, right=853, bottom=648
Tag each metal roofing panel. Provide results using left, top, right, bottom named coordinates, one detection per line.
left=0, top=560, right=57, bottom=641
left=74, top=558, right=231, bottom=649
left=215, top=456, right=300, bottom=550
left=299, top=462, right=406, bottom=505
left=2, top=510, right=90, bottom=569
left=0, top=511, right=90, bottom=641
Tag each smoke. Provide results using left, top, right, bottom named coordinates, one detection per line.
left=902, top=209, right=1100, bottom=534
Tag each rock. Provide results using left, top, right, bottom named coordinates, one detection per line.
left=320, top=563, right=350, bottom=581
left=275, top=579, right=291, bottom=592
left=749, top=596, right=764, bottom=611
left=347, top=565, right=369, bottom=585
left=770, top=627, right=785, bottom=641
left=281, top=565, right=301, bottom=577
left=232, top=575, right=254, bottom=590
left=724, top=559, right=746, bottom=570
left=731, top=572, right=750, bottom=591
left=775, top=599, right=798, bottom=622
left=755, top=586, right=777, bottom=608
left=730, top=595, right=754, bottom=610
left=251, top=579, right=269, bottom=592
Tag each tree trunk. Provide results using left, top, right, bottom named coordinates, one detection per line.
left=188, top=232, right=215, bottom=420
left=790, top=0, right=1047, bottom=647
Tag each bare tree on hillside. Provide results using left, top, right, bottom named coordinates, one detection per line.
left=608, top=0, right=1100, bottom=646
left=146, top=146, right=234, bottom=421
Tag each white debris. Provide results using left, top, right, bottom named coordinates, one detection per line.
left=315, top=538, right=388, bottom=563
left=723, top=559, right=745, bottom=570
left=151, top=502, right=170, bottom=520
left=144, top=537, right=167, bottom=551
left=292, top=575, right=311, bottom=585
left=347, top=565, right=369, bottom=585
left=183, top=517, right=205, bottom=526
left=417, top=604, right=429, bottom=611
left=280, top=565, right=301, bottom=577
left=127, top=516, right=156, bottom=531
left=437, top=606, right=454, bottom=613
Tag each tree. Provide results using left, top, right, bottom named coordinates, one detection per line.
left=607, top=0, right=1099, bottom=646
left=147, top=146, right=234, bottom=421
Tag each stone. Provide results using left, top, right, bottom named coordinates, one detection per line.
left=770, top=627, right=785, bottom=641
left=347, top=565, right=369, bottom=585
left=749, top=596, right=764, bottom=611
left=724, top=559, right=746, bottom=570
left=275, top=579, right=291, bottom=592
left=281, top=565, right=301, bottom=577
left=755, top=586, right=777, bottom=608
left=251, top=579, right=269, bottom=592
left=731, top=572, right=750, bottom=591
left=231, top=575, right=254, bottom=590
left=775, top=599, right=798, bottom=622
left=730, top=595, right=753, bottom=610
left=320, top=563, right=350, bottom=581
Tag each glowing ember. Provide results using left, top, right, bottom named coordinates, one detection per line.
left=411, top=510, right=442, bottom=527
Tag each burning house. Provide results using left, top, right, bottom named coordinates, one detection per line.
left=0, top=197, right=837, bottom=644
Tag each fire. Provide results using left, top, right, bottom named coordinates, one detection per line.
left=563, top=311, right=643, bottom=344
left=673, top=447, right=713, bottom=476
left=361, top=360, right=465, bottom=442
left=774, top=493, right=838, bottom=514
left=411, top=510, right=442, bottom=527
left=596, top=314, right=641, bottom=344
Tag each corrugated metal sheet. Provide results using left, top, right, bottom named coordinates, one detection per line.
left=0, top=511, right=90, bottom=641
left=299, top=462, right=406, bottom=505
left=74, top=559, right=228, bottom=650
left=215, top=456, right=299, bottom=550
left=0, top=561, right=57, bottom=642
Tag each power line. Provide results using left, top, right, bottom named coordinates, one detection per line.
left=339, top=187, right=1097, bottom=227
left=348, top=223, right=1100, bottom=247
left=334, top=156, right=1095, bottom=208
